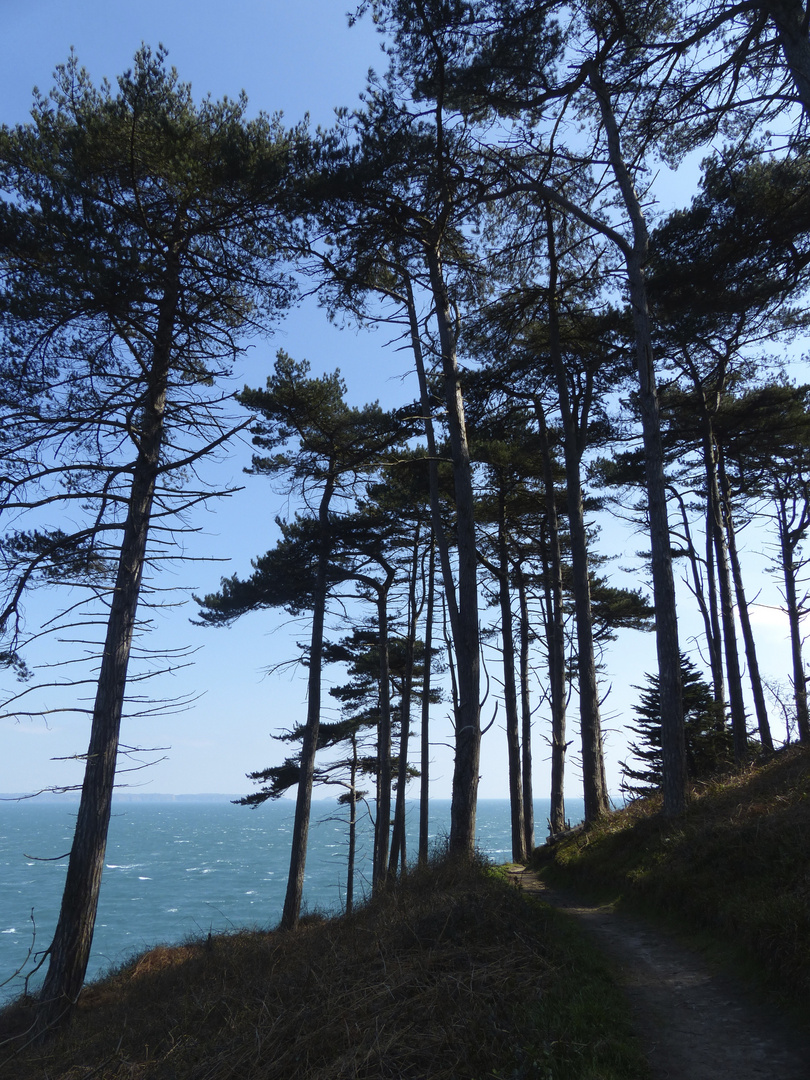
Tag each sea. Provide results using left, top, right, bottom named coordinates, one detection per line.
left=0, top=796, right=583, bottom=1005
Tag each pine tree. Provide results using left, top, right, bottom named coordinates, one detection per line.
left=0, top=48, right=300, bottom=1028
left=195, top=354, right=407, bottom=926
left=621, top=656, right=733, bottom=799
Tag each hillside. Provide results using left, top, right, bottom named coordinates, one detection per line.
left=532, top=744, right=810, bottom=1015
left=0, top=854, right=648, bottom=1080
left=2, top=747, right=807, bottom=1079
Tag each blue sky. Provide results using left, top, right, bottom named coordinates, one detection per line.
left=1, top=0, right=380, bottom=127
left=0, top=0, right=470, bottom=804
left=0, top=1, right=798, bottom=807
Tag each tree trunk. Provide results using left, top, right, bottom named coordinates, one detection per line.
left=702, top=425, right=749, bottom=762
left=778, top=499, right=810, bottom=742
left=419, top=538, right=435, bottom=866
left=373, top=576, right=394, bottom=890
left=403, top=272, right=461, bottom=639
left=496, top=491, right=526, bottom=861
left=346, top=735, right=358, bottom=914
left=516, top=567, right=537, bottom=852
left=588, top=65, right=687, bottom=815
left=37, top=263, right=179, bottom=1031
left=281, top=473, right=335, bottom=930
left=405, top=271, right=471, bottom=858
left=718, top=452, right=774, bottom=751
left=705, top=498, right=726, bottom=708
left=535, top=402, right=567, bottom=835
left=544, top=209, right=608, bottom=822
left=764, top=0, right=810, bottom=120
left=672, top=488, right=724, bottom=708
left=425, top=244, right=481, bottom=857
left=389, top=533, right=420, bottom=875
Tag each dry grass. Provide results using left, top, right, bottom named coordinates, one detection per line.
left=533, top=745, right=810, bottom=1011
left=0, top=853, right=649, bottom=1080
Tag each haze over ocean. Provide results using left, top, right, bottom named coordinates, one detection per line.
left=0, top=796, right=584, bottom=1004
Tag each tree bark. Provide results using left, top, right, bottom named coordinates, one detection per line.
left=516, top=567, right=537, bottom=851
left=495, top=490, right=526, bottom=861
left=37, top=261, right=179, bottom=1030
left=705, top=498, right=726, bottom=708
left=718, top=452, right=774, bottom=751
left=405, top=262, right=480, bottom=854
left=544, top=208, right=608, bottom=822
left=280, top=472, right=335, bottom=930
left=588, top=65, right=687, bottom=815
left=702, top=424, right=749, bottom=761
left=535, top=403, right=567, bottom=835
left=403, top=272, right=461, bottom=640
left=425, top=244, right=481, bottom=857
left=777, top=498, right=810, bottom=742
left=346, top=735, right=358, bottom=914
left=373, top=579, right=394, bottom=890
left=763, top=0, right=810, bottom=121
left=419, top=538, right=435, bottom=866
left=389, top=534, right=420, bottom=876
left=672, top=488, right=725, bottom=708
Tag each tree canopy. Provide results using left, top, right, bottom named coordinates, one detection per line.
left=5, top=1, right=810, bottom=1020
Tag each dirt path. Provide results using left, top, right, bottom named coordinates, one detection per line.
left=505, top=867, right=810, bottom=1080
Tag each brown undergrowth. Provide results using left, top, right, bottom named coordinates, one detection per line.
left=0, top=853, right=649, bottom=1079
left=532, top=744, right=810, bottom=1014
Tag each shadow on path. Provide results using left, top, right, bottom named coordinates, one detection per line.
left=505, top=866, right=809, bottom=1080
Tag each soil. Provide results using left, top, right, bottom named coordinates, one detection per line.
left=505, top=867, right=810, bottom=1080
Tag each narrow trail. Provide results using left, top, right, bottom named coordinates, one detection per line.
left=505, top=867, right=810, bottom=1080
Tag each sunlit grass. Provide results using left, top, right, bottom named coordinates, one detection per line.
left=532, top=744, right=810, bottom=1012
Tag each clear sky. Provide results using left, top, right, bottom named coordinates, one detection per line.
left=0, top=1, right=798, bottom=809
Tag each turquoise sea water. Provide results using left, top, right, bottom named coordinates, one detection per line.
left=0, top=796, right=583, bottom=1003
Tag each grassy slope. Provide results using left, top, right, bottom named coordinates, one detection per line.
left=532, top=744, right=810, bottom=1014
left=0, top=855, right=650, bottom=1080
left=7, top=749, right=805, bottom=1078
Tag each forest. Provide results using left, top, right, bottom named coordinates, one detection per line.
left=1, top=0, right=810, bottom=1031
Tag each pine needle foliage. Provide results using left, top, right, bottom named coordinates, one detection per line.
left=621, top=655, right=734, bottom=797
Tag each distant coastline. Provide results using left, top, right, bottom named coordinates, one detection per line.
left=0, top=792, right=515, bottom=805
left=0, top=794, right=468, bottom=803
left=0, top=792, right=247, bottom=804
